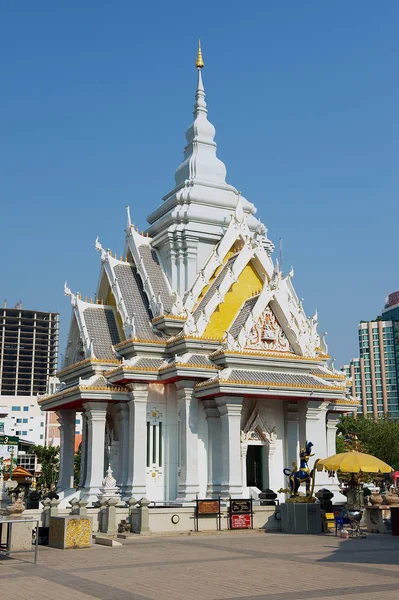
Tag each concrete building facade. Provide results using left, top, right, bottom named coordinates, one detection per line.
left=0, top=304, right=59, bottom=447
left=344, top=292, right=399, bottom=419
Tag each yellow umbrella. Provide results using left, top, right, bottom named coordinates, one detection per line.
left=316, top=451, right=393, bottom=474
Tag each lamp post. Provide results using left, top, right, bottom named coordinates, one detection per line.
left=10, top=448, right=14, bottom=479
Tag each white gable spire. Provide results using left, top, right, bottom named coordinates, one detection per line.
left=174, top=41, right=227, bottom=187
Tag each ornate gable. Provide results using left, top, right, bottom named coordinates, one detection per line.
left=241, top=404, right=277, bottom=445
left=245, top=305, right=294, bottom=353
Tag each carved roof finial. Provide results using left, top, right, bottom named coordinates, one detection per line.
left=126, top=205, right=131, bottom=229
left=196, top=39, right=204, bottom=69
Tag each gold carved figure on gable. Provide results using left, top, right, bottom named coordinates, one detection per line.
left=246, top=307, right=293, bottom=352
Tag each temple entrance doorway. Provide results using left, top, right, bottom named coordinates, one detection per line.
left=246, top=445, right=263, bottom=489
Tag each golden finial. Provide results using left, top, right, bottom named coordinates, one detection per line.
left=90, top=297, right=93, bottom=303
left=196, top=39, right=204, bottom=69
left=84, top=296, right=88, bottom=302
left=119, top=255, right=123, bottom=261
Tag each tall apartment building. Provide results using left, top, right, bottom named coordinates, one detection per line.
left=344, top=292, right=399, bottom=419
left=0, top=303, right=59, bottom=445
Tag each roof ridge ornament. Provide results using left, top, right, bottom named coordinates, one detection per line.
left=196, top=39, right=204, bottom=69
left=126, top=205, right=132, bottom=230
left=234, top=192, right=245, bottom=224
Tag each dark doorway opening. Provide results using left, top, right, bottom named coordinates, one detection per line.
left=246, top=445, right=263, bottom=489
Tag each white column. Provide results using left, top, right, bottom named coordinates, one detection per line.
left=56, top=409, right=76, bottom=493
left=115, top=403, right=129, bottom=498
left=266, top=440, right=281, bottom=491
left=176, top=382, right=200, bottom=500
left=302, top=400, right=330, bottom=492
left=78, top=412, right=88, bottom=489
left=303, top=400, right=329, bottom=465
left=82, top=402, right=107, bottom=502
left=125, top=384, right=148, bottom=499
left=241, top=441, right=248, bottom=491
left=203, top=399, right=222, bottom=497
left=216, top=396, right=243, bottom=497
left=324, top=411, right=347, bottom=502
left=285, top=403, right=299, bottom=468
left=326, top=412, right=340, bottom=457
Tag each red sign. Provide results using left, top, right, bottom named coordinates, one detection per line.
left=231, top=514, right=251, bottom=529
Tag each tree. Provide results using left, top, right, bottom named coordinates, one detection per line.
left=337, top=415, right=399, bottom=471
left=31, top=445, right=60, bottom=493
left=74, top=444, right=81, bottom=487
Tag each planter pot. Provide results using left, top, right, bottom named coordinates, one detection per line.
left=5, top=497, right=25, bottom=517
left=369, top=492, right=383, bottom=506
left=383, top=493, right=399, bottom=506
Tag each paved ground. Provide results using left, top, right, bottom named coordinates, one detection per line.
left=1, top=531, right=399, bottom=600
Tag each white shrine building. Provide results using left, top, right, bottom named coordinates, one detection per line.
left=40, top=45, right=358, bottom=506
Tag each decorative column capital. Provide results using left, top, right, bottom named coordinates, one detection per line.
left=129, top=384, right=148, bottom=403
left=285, top=403, right=299, bottom=422
left=175, top=379, right=197, bottom=393
left=326, top=412, right=341, bottom=428
left=306, top=400, right=329, bottom=419
left=83, top=401, right=108, bottom=421
left=115, top=402, right=129, bottom=420
left=202, top=399, right=219, bottom=419
left=215, top=396, right=243, bottom=417
left=55, top=409, right=75, bottom=425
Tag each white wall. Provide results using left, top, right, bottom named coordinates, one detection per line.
left=0, top=395, right=45, bottom=445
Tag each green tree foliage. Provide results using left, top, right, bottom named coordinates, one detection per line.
left=337, top=415, right=399, bottom=471
left=31, top=445, right=60, bottom=493
left=74, top=444, right=81, bottom=487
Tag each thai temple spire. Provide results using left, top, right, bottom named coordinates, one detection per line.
left=147, top=42, right=265, bottom=294
left=174, top=42, right=227, bottom=187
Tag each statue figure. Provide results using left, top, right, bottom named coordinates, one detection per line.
left=281, top=441, right=317, bottom=502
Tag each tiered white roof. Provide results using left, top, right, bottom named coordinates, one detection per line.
left=49, top=44, right=357, bottom=413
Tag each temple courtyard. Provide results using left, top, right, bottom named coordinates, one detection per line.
left=1, top=532, right=398, bottom=600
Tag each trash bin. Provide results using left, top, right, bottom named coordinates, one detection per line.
left=390, top=507, right=399, bottom=536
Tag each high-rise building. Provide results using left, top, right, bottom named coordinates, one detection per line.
left=344, top=292, right=399, bottom=419
left=0, top=303, right=59, bottom=446
left=0, top=303, right=59, bottom=396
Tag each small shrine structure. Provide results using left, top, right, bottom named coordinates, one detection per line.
left=40, top=44, right=358, bottom=506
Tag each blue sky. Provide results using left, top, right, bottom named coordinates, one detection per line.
left=1, top=1, right=398, bottom=367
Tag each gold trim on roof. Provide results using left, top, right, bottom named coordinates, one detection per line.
left=159, top=362, right=218, bottom=372
left=107, top=365, right=161, bottom=376
left=115, top=337, right=167, bottom=349
left=39, top=383, right=129, bottom=404
left=210, top=348, right=321, bottom=362
left=151, top=314, right=186, bottom=323
left=195, top=378, right=346, bottom=392
left=330, top=398, right=360, bottom=405
left=57, top=357, right=121, bottom=376
left=311, top=371, right=346, bottom=380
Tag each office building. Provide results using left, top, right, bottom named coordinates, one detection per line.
left=0, top=303, right=59, bottom=445
left=345, top=292, right=399, bottom=419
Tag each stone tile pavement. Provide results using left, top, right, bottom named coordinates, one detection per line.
left=1, top=531, right=399, bottom=600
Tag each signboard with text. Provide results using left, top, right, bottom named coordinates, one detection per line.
left=231, top=514, right=252, bottom=529
left=229, top=498, right=253, bottom=530
left=195, top=497, right=221, bottom=532
left=0, top=435, right=19, bottom=445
